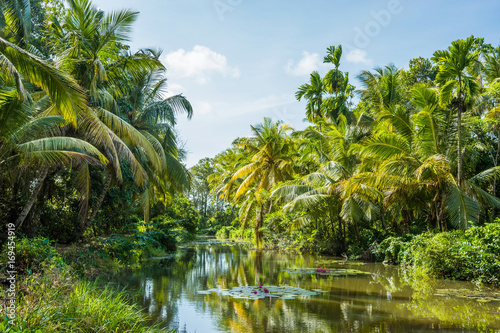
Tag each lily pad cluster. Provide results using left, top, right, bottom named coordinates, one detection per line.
left=315, top=260, right=366, bottom=266
left=434, top=288, right=500, bottom=303
left=282, top=268, right=371, bottom=277
left=197, top=285, right=328, bottom=300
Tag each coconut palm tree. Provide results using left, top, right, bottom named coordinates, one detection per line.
left=273, top=115, right=374, bottom=246
left=357, top=64, right=407, bottom=116
left=223, top=118, right=296, bottom=248
left=432, top=35, right=481, bottom=186
left=0, top=1, right=109, bottom=228
left=114, top=49, right=193, bottom=221
left=359, top=84, right=500, bottom=230
left=47, top=0, right=191, bottom=229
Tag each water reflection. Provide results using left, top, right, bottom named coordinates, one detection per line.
left=113, top=241, right=500, bottom=333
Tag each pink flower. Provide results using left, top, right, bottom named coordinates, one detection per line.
left=253, top=291, right=257, bottom=294
left=259, top=285, right=262, bottom=288
left=328, top=270, right=331, bottom=273
left=264, top=288, right=269, bottom=293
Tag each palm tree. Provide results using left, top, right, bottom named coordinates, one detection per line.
left=296, top=71, right=325, bottom=124
left=115, top=49, right=193, bottom=221
left=358, top=84, right=500, bottom=230
left=47, top=0, right=190, bottom=230
left=273, top=115, right=374, bottom=247
left=0, top=2, right=106, bottom=228
left=224, top=118, right=295, bottom=248
left=357, top=64, right=407, bottom=114
left=432, top=35, right=481, bottom=186
left=322, top=45, right=355, bottom=124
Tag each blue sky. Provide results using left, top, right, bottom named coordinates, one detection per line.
left=96, top=0, right=500, bottom=167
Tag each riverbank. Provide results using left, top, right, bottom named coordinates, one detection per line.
left=0, top=237, right=175, bottom=332
left=215, top=222, right=500, bottom=286
left=374, top=222, right=500, bottom=286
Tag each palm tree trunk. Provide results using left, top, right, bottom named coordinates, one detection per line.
left=82, top=173, right=112, bottom=235
left=494, top=126, right=500, bottom=195
left=338, top=215, right=346, bottom=252
left=457, top=100, right=464, bottom=186
left=255, top=204, right=264, bottom=249
left=15, top=167, right=49, bottom=229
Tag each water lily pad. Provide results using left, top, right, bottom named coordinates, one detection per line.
left=282, top=268, right=371, bottom=277
left=434, top=288, right=500, bottom=303
left=314, top=260, right=366, bottom=266
left=197, top=285, right=326, bottom=300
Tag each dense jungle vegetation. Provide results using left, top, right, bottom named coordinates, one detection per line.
left=1, top=0, right=500, bottom=331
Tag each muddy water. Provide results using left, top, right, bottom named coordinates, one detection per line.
left=113, top=240, right=500, bottom=333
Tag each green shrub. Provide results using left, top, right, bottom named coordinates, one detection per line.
left=0, top=238, right=64, bottom=274
left=216, top=226, right=236, bottom=239
left=373, top=222, right=500, bottom=285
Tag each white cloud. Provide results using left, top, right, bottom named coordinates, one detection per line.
left=234, top=94, right=296, bottom=116
left=163, top=45, right=240, bottom=84
left=285, top=52, right=322, bottom=76
left=194, top=101, right=213, bottom=116
left=165, top=82, right=185, bottom=98
left=346, top=49, right=373, bottom=66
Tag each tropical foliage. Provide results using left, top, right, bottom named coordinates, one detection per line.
left=0, top=0, right=193, bottom=243
left=209, top=37, right=500, bottom=255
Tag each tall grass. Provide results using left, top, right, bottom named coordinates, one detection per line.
left=3, top=267, right=171, bottom=332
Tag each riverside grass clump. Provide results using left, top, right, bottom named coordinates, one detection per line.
left=1, top=269, right=167, bottom=332
left=0, top=239, right=171, bottom=332
left=374, top=222, right=500, bottom=285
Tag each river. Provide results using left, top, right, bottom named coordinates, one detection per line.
left=112, top=239, right=500, bottom=333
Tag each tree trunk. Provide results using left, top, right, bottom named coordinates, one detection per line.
left=437, top=194, right=447, bottom=232
left=254, top=204, right=264, bottom=249
left=401, top=209, right=412, bottom=235
left=82, top=173, right=112, bottom=235
left=490, top=126, right=500, bottom=222
left=457, top=99, right=464, bottom=187
left=15, top=167, right=49, bottom=229
left=338, top=215, right=346, bottom=252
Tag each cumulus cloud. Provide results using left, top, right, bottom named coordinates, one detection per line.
left=346, top=49, right=373, bottom=66
left=285, top=52, right=322, bottom=76
left=163, top=45, right=240, bottom=84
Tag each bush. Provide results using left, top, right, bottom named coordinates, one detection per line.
left=215, top=226, right=236, bottom=239
left=373, top=222, right=500, bottom=285
left=0, top=238, right=63, bottom=275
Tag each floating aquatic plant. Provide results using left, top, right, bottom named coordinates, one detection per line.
left=434, top=289, right=500, bottom=303
left=314, top=260, right=366, bottom=266
left=282, top=268, right=371, bottom=277
left=197, top=286, right=328, bottom=300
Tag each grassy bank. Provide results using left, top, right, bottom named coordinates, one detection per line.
left=0, top=237, right=173, bottom=332
left=374, top=222, right=500, bottom=285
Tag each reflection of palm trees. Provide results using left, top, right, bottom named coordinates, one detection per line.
left=110, top=244, right=498, bottom=332
left=254, top=251, right=262, bottom=286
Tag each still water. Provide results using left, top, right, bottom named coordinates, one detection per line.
left=113, top=240, right=500, bottom=333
